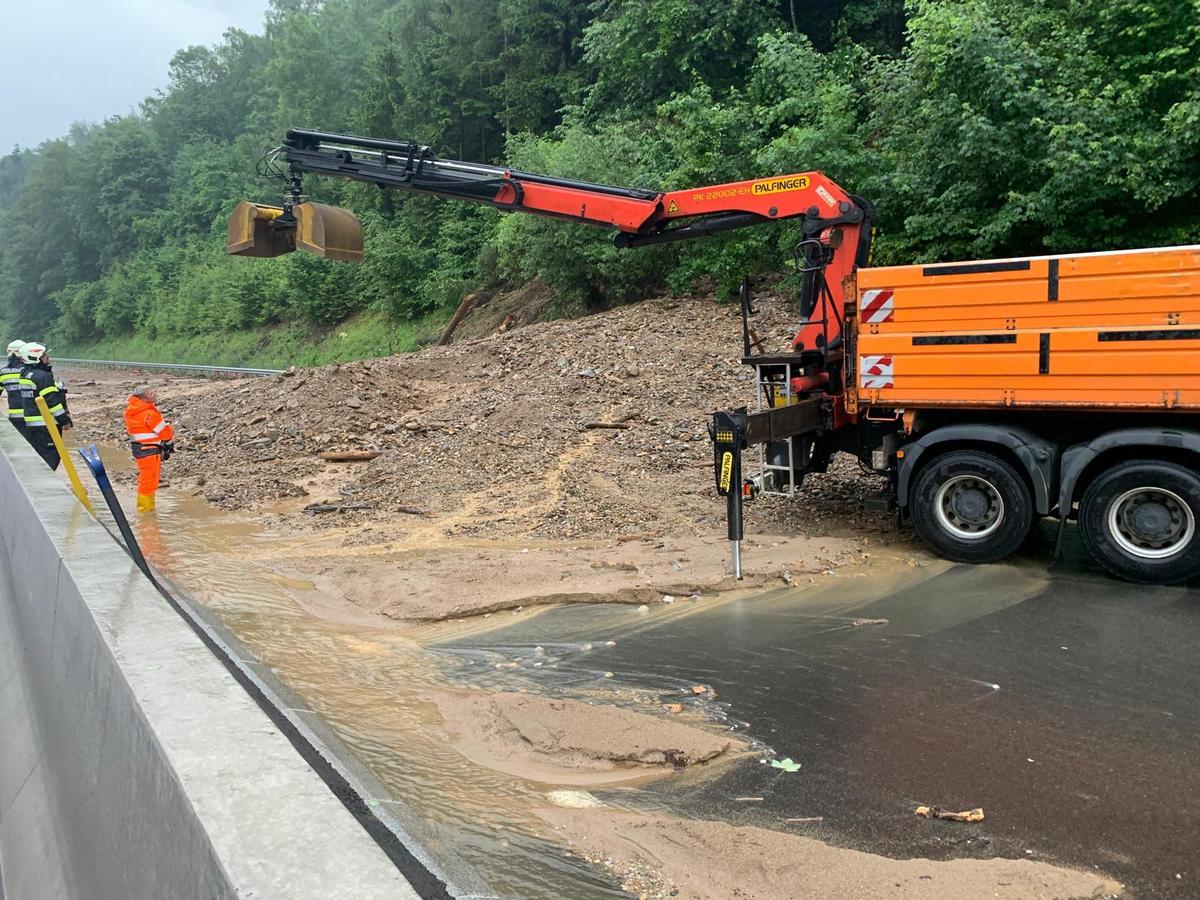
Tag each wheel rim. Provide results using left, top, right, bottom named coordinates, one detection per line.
left=1107, top=486, right=1196, bottom=560
left=934, top=474, right=1005, bottom=540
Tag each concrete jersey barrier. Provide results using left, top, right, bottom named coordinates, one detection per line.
left=0, top=428, right=419, bottom=899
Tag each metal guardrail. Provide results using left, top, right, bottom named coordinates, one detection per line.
left=55, top=358, right=284, bottom=377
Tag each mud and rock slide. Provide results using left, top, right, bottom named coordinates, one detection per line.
left=60, top=288, right=1121, bottom=898
left=276, top=533, right=851, bottom=621
left=65, top=286, right=884, bottom=622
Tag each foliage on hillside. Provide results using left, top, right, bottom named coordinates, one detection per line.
left=0, top=0, right=1196, bottom=352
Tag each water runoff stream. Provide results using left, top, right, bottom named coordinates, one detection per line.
left=89, top=442, right=1200, bottom=899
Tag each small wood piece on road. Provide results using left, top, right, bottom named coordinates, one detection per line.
left=303, top=501, right=374, bottom=514
left=437, top=292, right=478, bottom=346
left=784, top=817, right=824, bottom=824
left=915, top=806, right=985, bottom=823
left=318, top=450, right=382, bottom=462
left=584, top=421, right=632, bottom=430
left=304, top=503, right=341, bottom=515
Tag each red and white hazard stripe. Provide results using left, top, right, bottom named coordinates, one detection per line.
left=860, top=289, right=894, bottom=324
left=859, top=354, right=895, bottom=390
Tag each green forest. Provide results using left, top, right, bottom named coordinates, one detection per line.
left=1, top=0, right=1197, bottom=365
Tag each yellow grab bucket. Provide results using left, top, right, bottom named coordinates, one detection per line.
left=226, top=201, right=363, bottom=262
left=226, top=202, right=294, bottom=258
left=294, top=202, right=363, bottom=262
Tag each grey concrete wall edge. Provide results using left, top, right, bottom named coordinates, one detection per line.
left=151, top=571, right=496, bottom=900
left=0, top=429, right=420, bottom=900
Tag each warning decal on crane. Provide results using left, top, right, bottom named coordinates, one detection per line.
left=667, top=200, right=679, bottom=213
left=860, top=289, right=895, bottom=324
left=859, top=355, right=895, bottom=389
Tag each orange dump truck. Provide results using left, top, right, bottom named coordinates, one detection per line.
left=226, top=130, right=1200, bottom=584
left=736, top=244, right=1200, bottom=584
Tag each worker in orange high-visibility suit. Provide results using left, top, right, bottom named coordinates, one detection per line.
left=124, top=387, right=175, bottom=512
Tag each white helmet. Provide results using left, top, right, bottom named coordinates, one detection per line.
left=6, top=340, right=24, bottom=357
left=20, top=342, right=48, bottom=365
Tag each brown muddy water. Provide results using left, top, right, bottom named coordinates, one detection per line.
left=83, top=444, right=1199, bottom=899
left=88, top=444, right=675, bottom=899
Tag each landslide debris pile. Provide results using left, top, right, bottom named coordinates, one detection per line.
left=77, top=287, right=881, bottom=539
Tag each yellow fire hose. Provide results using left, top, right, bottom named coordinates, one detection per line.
left=35, top=395, right=95, bottom=515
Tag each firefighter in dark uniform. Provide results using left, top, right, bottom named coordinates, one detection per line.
left=1, top=340, right=29, bottom=442
left=18, top=342, right=71, bottom=469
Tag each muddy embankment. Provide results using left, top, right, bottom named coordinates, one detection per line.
left=64, top=288, right=891, bottom=623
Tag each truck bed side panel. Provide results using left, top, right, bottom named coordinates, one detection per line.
left=853, top=245, right=1200, bottom=411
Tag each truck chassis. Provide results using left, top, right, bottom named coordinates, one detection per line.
left=725, top=245, right=1200, bottom=585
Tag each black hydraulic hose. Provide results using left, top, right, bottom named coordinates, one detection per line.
left=286, top=128, right=426, bottom=155
left=615, top=212, right=770, bottom=248
left=78, top=444, right=160, bottom=589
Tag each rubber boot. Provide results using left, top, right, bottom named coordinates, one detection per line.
left=136, top=493, right=156, bottom=513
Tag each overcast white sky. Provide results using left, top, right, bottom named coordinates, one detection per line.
left=0, top=0, right=271, bottom=150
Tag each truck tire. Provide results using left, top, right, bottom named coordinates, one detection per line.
left=1077, top=460, right=1200, bottom=584
left=910, top=450, right=1034, bottom=564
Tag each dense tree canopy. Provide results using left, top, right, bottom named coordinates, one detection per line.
left=1, top=0, right=1196, bottom=346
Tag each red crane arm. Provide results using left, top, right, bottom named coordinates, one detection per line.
left=487, top=170, right=858, bottom=233
left=658, top=173, right=855, bottom=225
left=250, top=130, right=873, bottom=354
left=280, top=129, right=864, bottom=242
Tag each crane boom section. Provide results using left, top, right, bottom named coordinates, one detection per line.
left=280, top=129, right=856, bottom=247
left=230, top=128, right=872, bottom=355
left=660, top=173, right=854, bottom=225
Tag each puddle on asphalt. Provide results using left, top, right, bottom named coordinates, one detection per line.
left=424, top=545, right=1200, bottom=899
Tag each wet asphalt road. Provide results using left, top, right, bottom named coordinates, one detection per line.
left=433, top=530, right=1200, bottom=899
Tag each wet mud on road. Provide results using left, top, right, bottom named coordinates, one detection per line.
left=98, top=462, right=625, bottom=899
left=82, top=426, right=1180, bottom=897
left=430, top=533, right=1199, bottom=899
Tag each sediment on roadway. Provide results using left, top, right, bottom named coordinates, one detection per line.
left=0, top=427, right=429, bottom=900
left=61, top=289, right=889, bottom=629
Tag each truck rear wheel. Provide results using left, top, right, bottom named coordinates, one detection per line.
left=1077, top=460, right=1200, bottom=584
left=910, top=450, right=1033, bottom=564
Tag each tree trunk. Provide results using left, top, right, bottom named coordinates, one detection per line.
left=437, top=291, right=478, bottom=346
